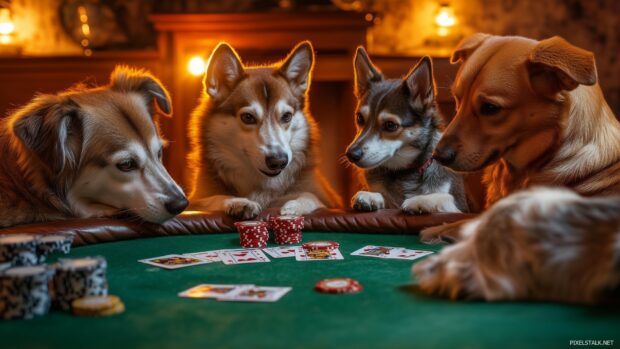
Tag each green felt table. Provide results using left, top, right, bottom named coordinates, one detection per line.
left=3, top=232, right=620, bottom=349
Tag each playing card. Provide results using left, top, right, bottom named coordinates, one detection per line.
left=178, top=284, right=253, bottom=299
left=184, top=250, right=224, bottom=262
left=391, top=248, right=434, bottom=261
left=350, top=245, right=404, bottom=259
left=295, top=247, right=344, bottom=261
left=263, top=246, right=299, bottom=258
left=138, top=254, right=212, bottom=270
left=218, top=286, right=292, bottom=302
left=218, top=249, right=270, bottom=265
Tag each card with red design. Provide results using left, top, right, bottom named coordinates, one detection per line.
left=218, top=249, right=270, bottom=265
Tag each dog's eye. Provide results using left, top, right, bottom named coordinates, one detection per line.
left=240, top=113, right=257, bottom=125
left=116, top=159, right=137, bottom=172
left=480, top=102, right=502, bottom=116
left=356, top=112, right=364, bottom=125
left=281, top=112, right=293, bottom=123
left=383, top=121, right=399, bottom=132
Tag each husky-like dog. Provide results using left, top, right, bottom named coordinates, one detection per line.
left=345, top=47, right=467, bottom=214
left=188, top=41, right=341, bottom=219
left=0, top=66, right=188, bottom=227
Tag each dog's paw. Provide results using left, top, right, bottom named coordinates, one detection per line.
left=401, top=194, right=460, bottom=215
left=419, top=225, right=457, bottom=245
left=224, top=198, right=262, bottom=220
left=351, top=191, right=385, bottom=211
left=280, top=200, right=309, bottom=216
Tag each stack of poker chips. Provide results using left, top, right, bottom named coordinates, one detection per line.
left=53, top=256, right=109, bottom=311
left=270, top=216, right=304, bottom=244
left=234, top=221, right=270, bottom=248
left=302, top=241, right=340, bottom=259
left=0, top=234, right=73, bottom=319
left=315, top=277, right=363, bottom=294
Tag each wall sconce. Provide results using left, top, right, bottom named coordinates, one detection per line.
left=435, top=3, right=456, bottom=37
left=424, top=1, right=462, bottom=54
left=188, top=55, right=206, bottom=76
left=0, top=4, right=20, bottom=55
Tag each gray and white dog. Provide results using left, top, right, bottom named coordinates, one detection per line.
left=345, top=47, right=468, bottom=213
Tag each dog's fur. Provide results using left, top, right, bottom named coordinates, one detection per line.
left=346, top=48, right=467, bottom=214
left=188, top=41, right=341, bottom=219
left=0, top=67, right=187, bottom=227
left=413, top=187, right=620, bottom=304
left=422, top=34, right=620, bottom=243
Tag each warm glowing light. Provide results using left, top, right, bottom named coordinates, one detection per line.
left=435, top=4, right=457, bottom=28
left=188, top=56, right=206, bottom=76
left=0, top=8, right=15, bottom=36
left=81, top=23, right=90, bottom=36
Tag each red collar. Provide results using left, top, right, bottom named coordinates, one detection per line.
left=414, top=158, right=433, bottom=175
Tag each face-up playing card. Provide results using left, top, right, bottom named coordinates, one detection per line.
left=217, top=286, right=292, bottom=302
left=184, top=250, right=224, bottom=262
left=138, top=254, right=212, bottom=269
left=295, top=247, right=344, bottom=261
left=178, top=284, right=253, bottom=299
left=350, top=245, right=404, bottom=259
left=392, top=248, right=433, bottom=261
left=218, top=249, right=270, bottom=265
left=263, top=246, right=299, bottom=258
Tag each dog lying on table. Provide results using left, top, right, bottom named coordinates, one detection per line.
left=0, top=66, right=187, bottom=227
left=413, top=34, right=620, bottom=303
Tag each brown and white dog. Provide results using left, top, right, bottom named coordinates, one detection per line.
left=413, top=34, right=620, bottom=303
left=0, top=66, right=187, bottom=227
left=187, top=41, right=341, bottom=219
left=421, top=34, right=620, bottom=243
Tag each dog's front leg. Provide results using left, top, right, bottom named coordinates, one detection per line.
left=280, top=192, right=325, bottom=216
left=351, top=191, right=385, bottom=211
left=401, top=193, right=461, bottom=214
left=418, top=219, right=470, bottom=244
left=190, top=195, right=262, bottom=220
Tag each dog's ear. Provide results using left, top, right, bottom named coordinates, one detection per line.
left=354, top=46, right=382, bottom=97
left=527, top=36, right=597, bottom=96
left=403, top=56, right=436, bottom=105
left=278, top=41, right=314, bottom=96
left=10, top=95, right=82, bottom=177
left=450, top=33, right=491, bottom=64
left=204, top=42, right=245, bottom=101
left=110, top=66, right=172, bottom=117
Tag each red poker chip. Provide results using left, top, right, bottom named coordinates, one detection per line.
left=315, top=278, right=363, bottom=294
left=302, top=241, right=339, bottom=251
left=235, top=221, right=269, bottom=248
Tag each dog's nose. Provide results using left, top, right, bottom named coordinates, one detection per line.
left=346, top=147, right=364, bottom=163
left=265, top=153, right=288, bottom=170
left=164, top=196, right=188, bottom=215
left=432, top=147, right=456, bottom=166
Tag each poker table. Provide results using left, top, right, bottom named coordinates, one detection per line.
left=2, top=210, right=620, bottom=349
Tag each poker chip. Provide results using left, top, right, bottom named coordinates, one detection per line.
left=72, top=295, right=124, bottom=316
left=315, top=278, right=363, bottom=294
left=302, top=241, right=339, bottom=251
left=0, top=265, right=55, bottom=319
left=234, top=221, right=269, bottom=248
left=36, top=234, right=74, bottom=263
left=52, top=256, right=108, bottom=311
left=0, top=234, right=39, bottom=267
left=271, top=216, right=304, bottom=245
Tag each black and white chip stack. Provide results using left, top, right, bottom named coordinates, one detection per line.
left=52, top=256, right=109, bottom=311
left=0, top=265, right=55, bottom=319
left=0, top=234, right=39, bottom=267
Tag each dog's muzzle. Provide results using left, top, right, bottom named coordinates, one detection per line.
left=262, top=152, right=288, bottom=177
left=164, top=189, right=189, bottom=215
